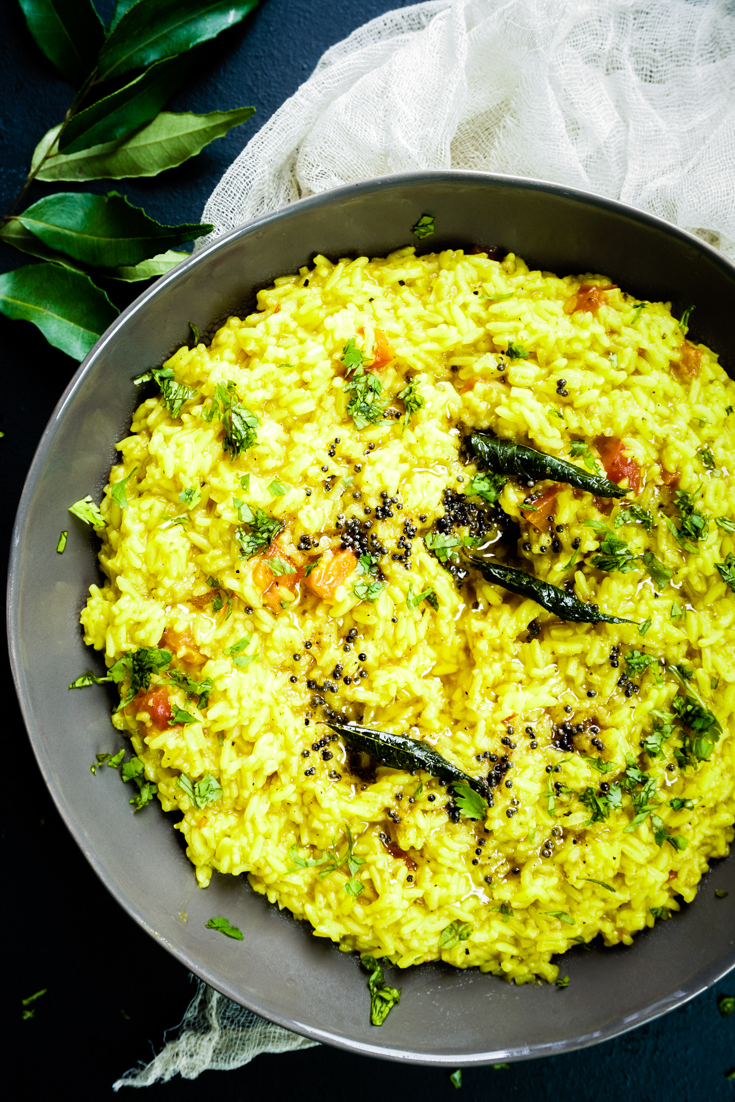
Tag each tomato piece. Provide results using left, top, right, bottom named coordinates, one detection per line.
left=675, top=341, right=703, bottom=379
left=253, top=540, right=304, bottom=610
left=380, top=833, right=418, bottom=870
left=305, top=549, right=357, bottom=599
left=160, top=625, right=205, bottom=667
left=595, top=436, right=641, bottom=494
left=522, top=485, right=560, bottom=530
left=370, top=328, right=394, bottom=369
left=660, top=466, right=680, bottom=489
left=563, top=284, right=616, bottom=315
left=134, top=687, right=172, bottom=730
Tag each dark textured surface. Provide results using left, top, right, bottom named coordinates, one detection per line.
left=2, top=2, right=733, bottom=1098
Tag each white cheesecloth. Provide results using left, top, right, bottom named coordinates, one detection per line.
left=116, top=0, right=735, bottom=1087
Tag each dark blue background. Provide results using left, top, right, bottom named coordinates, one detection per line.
left=2, top=1, right=733, bottom=1097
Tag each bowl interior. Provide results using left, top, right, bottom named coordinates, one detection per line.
left=9, top=172, right=735, bottom=1065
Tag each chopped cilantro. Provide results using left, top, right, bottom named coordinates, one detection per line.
left=406, top=583, right=438, bottom=611
left=582, top=755, right=614, bottom=773
left=133, top=364, right=197, bottom=419
left=556, top=975, right=570, bottom=988
left=585, top=522, right=637, bottom=573
left=449, top=1070, right=462, bottom=1089
left=361, top=954, right=401, bottom=1025
left=544, top=911, right=575, bottom=925
left=107, top=646, right=172, bottom=708
left=670, top=601, right=683, bottom=619
left=639, top=551, right=673, bottom=590
left=159, top=513, right=191, bottom=529
left=452, top=782, right=488, bottom=821
left=397, top=377, right=425, bottom=428
left=580, top=784, right=622, bottom=824
left=548, top=406, right=565, bottom=421
left=357, top=552, right=380, bottom=576
left=268, top=478, right=289, bottom=497
left=21, top=988, right=47, bottom=1020
left=498, top=904, right=513, bottom=920
left=167, top=669, right=213, bottom=707
left=89, top=748, right=125, bottom=774
left=121, top=756, right=157, bottom=810
left=56, top=530, right=67, bottom=553
left=715, top=516, right=735, bottom=533
left=716, top=552, right=735, bottom=593
left=189, top=322, right=199, bottom=345
left=650, top=906, right=672, bottom=921
left=412, top=214, right=435, bottom=239
left=669, top=797, right=697, bottom=810
left=69, top=670, right=110, bottom=690
left=562, top=549, right=579, bottom=572
left=466, top=471, right=506, bottom=505
left=342, top=339, right=385, bottom=428
left=224, top=635, right=252, bottom=657
left=353, top=578, right=384, bottom=602
left=235, top=503, right=283, bottom=557
left=205, top=916, right=243, bottom=940
left=485, top=292, right=514, bottom=302
left=344, top=879, right=364, bottom=897
left=268, top=557, right=294, bottom=576
left=179, top=486, right=202, bottom=508
left=580, top=878, right=617, bottom=893
left=715, top=889, right=729, bottom=899
left=206, top=576, right=232, bottom=620
left=439, top=921, right=472, bottom=950
left=669, top=487, right=710, bottom=549
left=303, top=557, right=321, bottom=577
left=69, top=495, right=104, bottom=529
left=678, top=304, right=695, bottom=334
left=698, top=447, right=716, bottom=470
left=625, top=650, right=654, bottom=676
left=203, top=381, right=259, bottom=458
left=111, top=467, right=137, bottom=510
left=169, top=707, right=197, bottom=725
left=506, top=342, right=529, bottom=360
left=718, top=995, right=734, bottom=1018
left=614, top=504, right=653, bottom=532
left=424, top=531, right=462, bottom=563
left=177, top=772, right=223, bottom=809
left=570, top=439, right=601, bottom=474
left=639, top=618, right=652, bottom=636
left=727, top=406, right=734, bottom=415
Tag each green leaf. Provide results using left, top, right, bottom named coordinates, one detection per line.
left=0, top=264, right=118, bottom=360
left=543, top=911, right=575, bottom=925
left=60, top=53, right=196, bottom=154
left=439, top=921, right=472, bottom=950
left=35, top=108, right=256, bottom=182
left=205, top=916, right=243, bottom=940
left=449, top=1070, right=462, bottom=1089
left=18, top=192, right=211, bottom=269
left=412, top=214, right=434, bottom=239
left=361, top=955, right=401, bottom=1026
left=56, top=530, right=68, bottom=553
left=111, top=466, right=137, bottom=509
left=0, top=219, right=86, bottom=272
left=106, top=248, right=186, bottom=281
left=580, top=877, right=618, bottom=893
left=555, top=975, right=570, bottom=988
left=18, top=0, right=104, bottom=85
left=452, top=782, right=488, bottom=821
left=98, top=0, right=260, bottom=81
left=718, top=995, right=734, bottom=1019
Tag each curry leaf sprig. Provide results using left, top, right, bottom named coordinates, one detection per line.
left=1, top=0, right=259, bottom=361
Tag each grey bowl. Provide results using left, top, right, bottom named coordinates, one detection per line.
left=8, top=172, right=735, bottom=1066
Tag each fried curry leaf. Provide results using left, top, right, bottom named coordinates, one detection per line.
left=466, top=431, right=629, bottom=498
left=465, top=555, right=631, bottom=624
left=326, top=719, right=489, bottom=796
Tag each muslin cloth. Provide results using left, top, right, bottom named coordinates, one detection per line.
left=116, top=0, right=735, bottom=1086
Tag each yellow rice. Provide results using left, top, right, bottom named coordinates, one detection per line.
left=81, top=246, right=735, bottom=984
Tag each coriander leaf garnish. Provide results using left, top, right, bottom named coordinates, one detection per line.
left=353, top=579, right=385, bottom=602
left=69, top=670, right=111, bottom=690
left=203, top=381, right=258, bottom=458
left=630, top=302, right=646, bottom=324
left=268, top=557, right=294, bottom=576
left=90, top=748, right=125, bottom=774
left=715, top=515, right=735, bottom=533
left=614, top=504, right=653, bottom=532
left=235, top=503, right=283, bottom=557
left=121, top=756, right=157, bottom=810
left=580, top=878, right=617, bottom=893
left=133, top=364, right=197, bottom=419
left=108, top=646, right=172, bottom=708
left=466, top=471, right=506, bottom=505
left=650, top=906, right=672, bottom=921
left=698, top=447, right=716, bottom=470
left=268, top=477, right=288, bottom=497
left=625, top=650, right=654, bottom=676
left=638, top=617, right=652, bottom=636
left=506, top=341, right=528, bottom=360
left=569, top=439, right=600, bottom=474
left=582, top=755, right=615, bottom=773
left=189, top=322, right=199, bottom=345
left=168, top=669, right=213, bottom=706
left=21, top=988, right=47, bottom=1020
left=397, top=376, right=425, bottom=428
left=716, top=552, right=735, bottom=593
left=110, top=466, right=137, bottom=510
left=342, top=338, right=385, bottom=428
left=449, top=1070, right=462, bottom=1089
left=179, top=486, right=202, bottom=508
left=715, top=890, right=729, bottom=899
left=439, top=921, right=472, bottom=950
left=169, top=706, right=197, bottom=725
left=177, top=772, right=223, bottom=809
left=668, top=487, right=710, bottom=550
left=412, top=214, right=435, bottom=239
left=640, top=551, right=673, bottom=590
left=69, top=495, right=104, bottom=529
left=678, top=304, right=695, bottom=334
left=717, top=995, right=734, bottom=1018
left=206, top=576, right=232, bottom=620
left=56, top=530, right=67, bottom=553
left=584, top=522, right=637, bottom=573
left=205, top=916, right=243, bottom=940
left=424, top=531, right=462, bottom=563
left=361, top=955, right=401, bottom=1026
left=406, top=583, right=438, bottom=611
left=452, top=782, right=488, bottom=821
left=669, top=797, right=697, bottom=810
left=556, top=975, right=570, bottom=988
left=544, top=911, right=575, bottom=925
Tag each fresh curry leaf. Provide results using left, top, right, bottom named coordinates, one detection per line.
left=0, top=263, right=118, bottom=361
left=18, top=0, right=104, bottom=86
left=35, top=108, right=257, bottom=183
